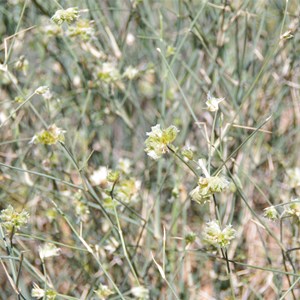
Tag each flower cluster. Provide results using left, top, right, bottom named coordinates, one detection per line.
left=263, top=206, right=279, bottom=221
left=14, top=55, right=28, bottom=75
left=43, top=24, right=62, bottom=36
left=131, top=286, right=150, bottom=300
left=123, top=66, right=139, bottom=80
left=144, top=124, right=179, bottom=160
left=35, top=86, right=49, bottom=95
left=35, top=86, right=52, bottom=100
left=30, top=124, right=65, bottom=145
left=284, top=201, right=300, bottom=223
left=205, top=92, right=225, bottom=112
left=97, top=62, right=121, bottom=83
left=39, top=243, right=61, bottom=260
left=190, top=176, right=229, bottom=205
left=115, top=178, right=141, bottom=203
left=94, top=284, right=114, bottom=300
left=66, top=19, right=95, bottom=41
left=0, top=205, right=29, bottom=232
left=202, top=220, right=236, bottom=248
left=90, top=166, right=109, bottom=187
left=51, top=7, right=79, bottom=25
left=31, top=283, right=57, bottom=300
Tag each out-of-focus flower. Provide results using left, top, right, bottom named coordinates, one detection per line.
left=166, top=45, right=176, bottom=57
left=117, top=158, right=131, bottom=174
left=39, top=243, right=61, bottom=260
left=31, top=283, right=57, bottom=300
left=131, top=286, right=150, bottom=300
left=126, top=32, right=135, bottom=46
left=0, top=205, right=29, bottom=232
left=115, top=177, right=141, bottom=203
left=66, top=19, right=95, bottom=41
left=144, top=124, right=179, bottom=160
left=190, top=176, right=229, bottom=205
left=90, top=166, right=109, bottom=187
left=43, top=24, right=62, bottom=36
left=263, top=206, right=279, bottom=221
left=51, top=7, right=79, bottom=25
left=97, top=62, right=120, bottom=83
left=94, top=284, right=114, bottom=300
left=203, top=220, right=236, bottom=248
left=15, top=96, right=25, bottom=103
left=35, top=86, right=49, bottom=95
left=286, top=168, right=300, bottom=188
left=107, top=170, right=120, bottom=183
left=205, top=91, right=224, bottom=112
left=285, top=201, right=300, bottom=223
left=30, top=124, right=65, bottom=145
left=181, top=147, right=194, bottom=160
left=103, top=196, right=119, bottom=210
left=123, top=66, right=139, bottom=80
left=280, top=30, right=293, bottom=40
left=185, top=232, right=197, bottom=244
left=14, top=56, right=28, bottom=75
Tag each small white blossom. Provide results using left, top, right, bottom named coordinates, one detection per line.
left=205, top=92, right=224, bottom=112
left=117, top=158, right=131, bottom=174
left=35, top=86, right=49, bottom=95
left=31, top=283, right=45, bottom=299
left=66, top=19, right=95, bottom=41
left=131, top=286, right=150, bottom=299
left=190, top=176, right=229, bottom=205
left=263, top=206, right=279, bottom=221
left=0, top=205, right=29, bottom=232
left=123, top=66, right=139, bottom=80
left=39, top=243, right=61, bottom=260
left=98, top=62, right=120, bottom=83
left=90, top=166, right=109, bottom=187
left=30, top=124, right=65, bottom=145
left=94, top=284, right=114, bottom=299
left=31, top=283, right=57, bottom=300
left=285, top=201, right=300, bottom=223
left=144, top=124, right=179, bottom=160
left=203, top=220, right=236, bottom=248
left=51, top=7, right=79, bottom=25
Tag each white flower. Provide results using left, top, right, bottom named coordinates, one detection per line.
left=30, top=124, right=65, bottom=145
left=98, top=62, right=120, bottom=83
left=31, top=283, right=45, bottom=299
left=203, top=220, right=236, bottom=248
left=94, top=284, right=114, bottom=299
left=190, top=176, right=229, bottom=204
left=66, top=19, right=95, bottom=41
left=39, top=243, right=61, bottom=260
left=263, top=206, right=279, bottom=221
left=205, top=91, right=224, bottom=112
left=123, top=66, right=139, bottom=80
left=31, top=283, right=57, bottom=300
left=131, top=286, right=149, bottom=299
left=0, top=205, right=29, bottom=232
left=144, top=124, right=179, bottom=160
left=43, top=24, right=62, bottom=36
left=51, top=7, right=79, bottom=25
left=285, top=201, right=300, bottom=223
left=117, top=158, right=131, bottom=174
left=35, top=86, right=49, bottom=95
left=90, top=166, right=109, bottom=187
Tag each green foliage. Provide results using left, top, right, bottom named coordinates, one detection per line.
left=1, top=0, right=300, bottom=299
